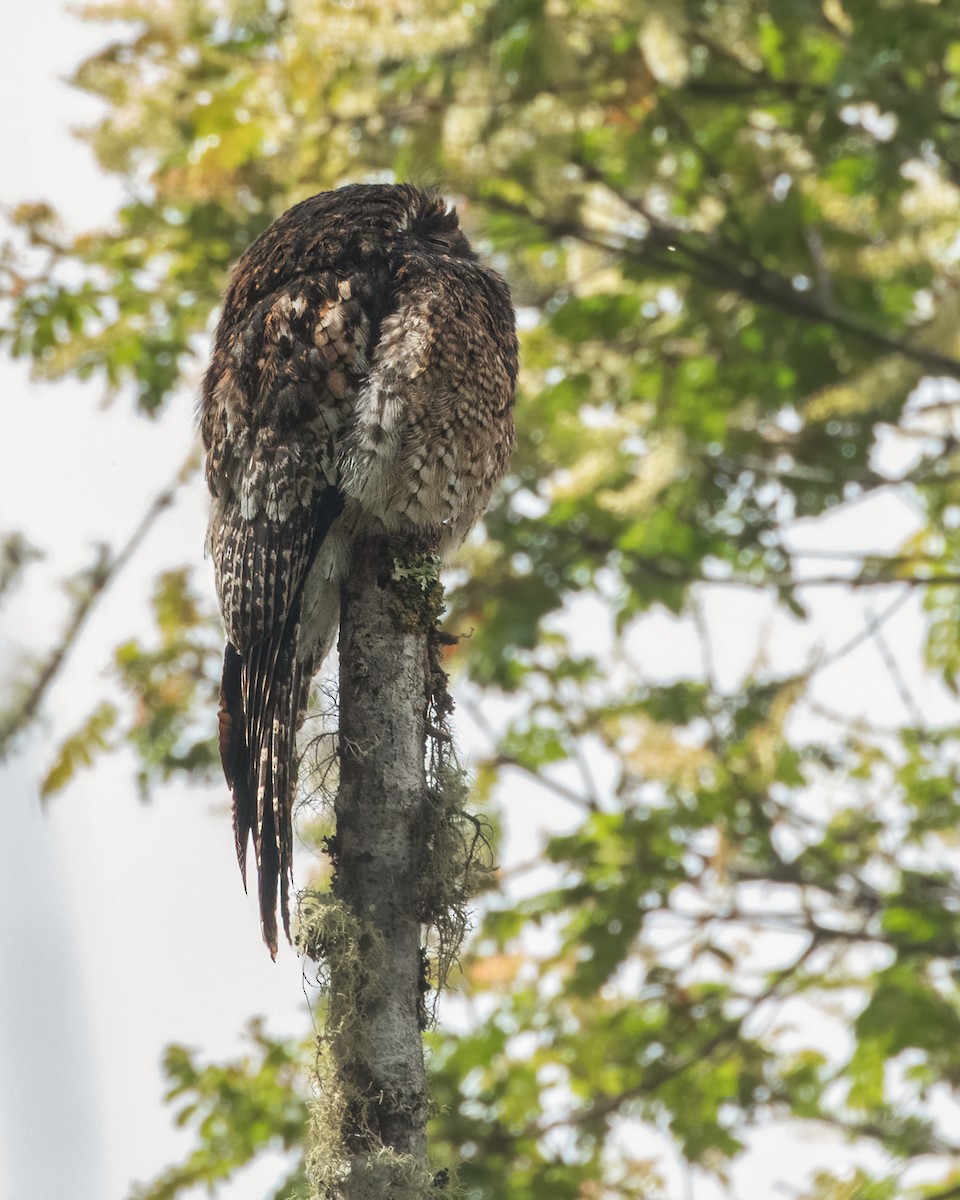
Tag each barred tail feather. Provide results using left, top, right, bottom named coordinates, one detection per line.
left=215, top=489, right=346, bottom=955
left=247, top=623, right=299, bottom=958
left=255, top=741, right=281, bottom=958
left=277, top=661, right=302, bottom=946
left=217, top=630, right=300, bottom=958
left=218, top=644, right=253, bottom=887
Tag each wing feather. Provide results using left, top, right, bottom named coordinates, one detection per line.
left=206, top=272, right=364, bottom=954
left=213, top=489, right=342, bottom=955
left=203, top=186, right=517, bottom=958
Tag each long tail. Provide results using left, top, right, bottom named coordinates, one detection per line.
left=218, top=628, right=300, bottom=958
left=216, top=487, right=344, bottom=955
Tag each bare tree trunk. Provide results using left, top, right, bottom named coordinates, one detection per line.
left=325, top=529, right=432, bottom=1192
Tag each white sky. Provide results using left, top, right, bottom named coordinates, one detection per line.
left=2, top=4, right=959, bottom=1200
left=0, top=6, right=311, bottom=1197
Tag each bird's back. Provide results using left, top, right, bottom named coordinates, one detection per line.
left=201, top=184, right=517, bottom=954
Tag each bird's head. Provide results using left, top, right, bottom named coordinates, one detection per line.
left=396, top=187, right=477, bottom=261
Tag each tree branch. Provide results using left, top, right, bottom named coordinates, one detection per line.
left=0, top=469, right=183, bottom=758
left=923, top=1181, right=960, bottom=1200
left=318, top=530, right=434, bottom=1196
left=484, top=190, right=960, bottom=380
left=519, top=938, right=819, bottom=1142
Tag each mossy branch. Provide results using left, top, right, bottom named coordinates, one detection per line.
left=297, top=531, right=488, bottom=1199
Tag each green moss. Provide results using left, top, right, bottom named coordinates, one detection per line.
left=308, top=1116, right=450, bottom=1200
left=305, top=1046, right=460, bottom=1199
left=304, top=1048, right=351, bottom=1198
left=295, top=892, right=386, bottom=1012
left=299, top=567, right=486, bottom=1197
left=390, top=551, right=445, bottom=632
left=417, top=760, right=493, bottom=1007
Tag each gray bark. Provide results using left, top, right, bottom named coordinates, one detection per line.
left=330, top=529, right=431, bottom=1179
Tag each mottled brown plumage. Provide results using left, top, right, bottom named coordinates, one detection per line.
left=201, top=184, right=517, bottom=955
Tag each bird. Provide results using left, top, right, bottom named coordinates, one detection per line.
left=200, top=184, right=518, bottom=956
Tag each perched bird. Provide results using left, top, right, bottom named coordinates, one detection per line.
left=201, top=184, right=518, bottom=955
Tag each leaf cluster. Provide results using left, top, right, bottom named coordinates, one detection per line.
left=6, top=0, right=960, bottom=1197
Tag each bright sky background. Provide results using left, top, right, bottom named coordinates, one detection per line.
left=2, top=4, right=960, bottom=1200
left=0, top=5, right=312, bottom=1197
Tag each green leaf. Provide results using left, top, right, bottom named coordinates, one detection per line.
left=40, top=702, right=118, bottom=798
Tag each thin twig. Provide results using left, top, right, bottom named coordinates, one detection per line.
left=0, top=463, right=188, bottom=757
left=570, top=737, right=602, bottom=814
left=461, top=694, right=597, bottom=812
left=807, top=588, right=914, bottom=681
left=865, top=600, right=926, bottom=727
left=484, top=192, right=960, bottom=380
left=491, top=753, right=595, bottom=812
left=923, top=1181, right=960, bottom=1200
left=520, top=937, right=819, bottom=1141
left=691, top=594, right=720, bottom=694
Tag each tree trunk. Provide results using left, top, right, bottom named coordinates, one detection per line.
left=326, top=529, right=433, bottom=1192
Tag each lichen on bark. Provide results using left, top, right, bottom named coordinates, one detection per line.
left=297, top=530, right=488, bottom=1199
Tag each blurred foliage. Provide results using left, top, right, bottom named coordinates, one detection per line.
left=35, top=567, right=222, bottom=797
left=6, top=0, right=960, bottom=1196
left=128, top=1021, right=311, bottom=1200
left=112, top=568, right=222, bottom=792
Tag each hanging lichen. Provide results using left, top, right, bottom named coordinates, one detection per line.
left=296, top=547, right=485, bottom=1200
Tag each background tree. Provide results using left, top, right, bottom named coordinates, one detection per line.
left=5, top=0, right=960, bottom=1197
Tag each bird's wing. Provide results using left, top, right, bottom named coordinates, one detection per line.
left=204, top=274, right=367, bottom=954
left=342, top=256, right=517, bottom=545
left=213, top=477, right=343, bottom=954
